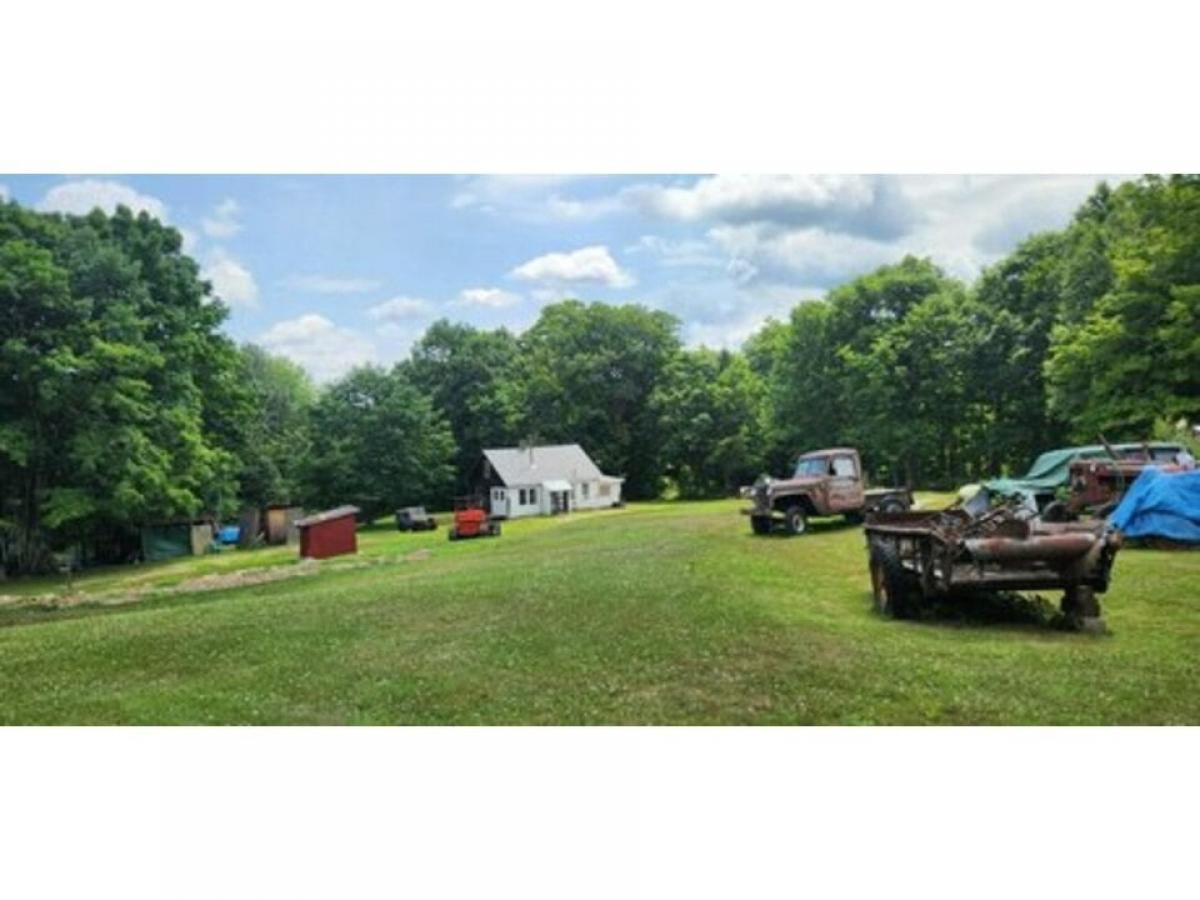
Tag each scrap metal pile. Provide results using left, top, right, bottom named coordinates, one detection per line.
left=864, top=501, right=1121, bottom=632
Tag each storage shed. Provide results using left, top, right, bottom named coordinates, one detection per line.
left=264, top=505, right=303, bottom=545
left=296, top=506, right=360, bottom=560
left=140, top=522, right=214, bottom=562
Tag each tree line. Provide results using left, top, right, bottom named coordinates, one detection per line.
left=2, top=176, right=1197, bottom=574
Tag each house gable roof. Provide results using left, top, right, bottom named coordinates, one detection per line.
left=482, top=444, right=606, bottom=486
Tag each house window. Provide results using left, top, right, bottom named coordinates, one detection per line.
left=519, top=488, right=527, bottom=505
left=529, top=488, right=538, bottom=505
left=598, top=483, right=611, bottom=498
left=581, top=483, right=590, bottom=500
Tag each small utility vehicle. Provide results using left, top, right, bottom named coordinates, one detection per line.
left=448, top=496, right=501, bottom=541
left=395, top=506, right=438, bottom=532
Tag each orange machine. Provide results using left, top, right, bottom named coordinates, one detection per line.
left=448, top=496, right=501, bottom=541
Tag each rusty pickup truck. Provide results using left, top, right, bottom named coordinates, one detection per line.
left=743, top=447, right=912, bottom=536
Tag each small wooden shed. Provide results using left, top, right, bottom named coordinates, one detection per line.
left=264, top=505, right=303, bottom=545
left=296, top=506, right=360, bottom=560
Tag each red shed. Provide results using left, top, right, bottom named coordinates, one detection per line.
left=295, top=506, right=360, bottom=560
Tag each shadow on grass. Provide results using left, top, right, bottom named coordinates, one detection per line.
left=745, top=517, right=863, bottom=539
left=901, top=590, right=1076, bottom=631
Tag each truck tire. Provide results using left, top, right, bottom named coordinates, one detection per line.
left=868, top=539, right=921, bottom=618
left=784, top=505, right=808, bottom=536
left=448, top=528, right=459, bottom=541
left=750, top=516, right=772, bottom=535
left=880, top=498, right=906, bottom=515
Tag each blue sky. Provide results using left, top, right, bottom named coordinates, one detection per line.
left=0, top=174, right=1124, bottom=381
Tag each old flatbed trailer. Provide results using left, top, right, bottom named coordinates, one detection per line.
left=864, top=506, right=1121, bottom=632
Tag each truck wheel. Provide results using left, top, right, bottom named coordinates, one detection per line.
left=784, top=506, right=807, bottom=536
left=448, top=528, right=458, bottom=541
left=880, top=499, right=906, bottom=515
left=490, top=522, right=502, bottom=537
left=750, top=516, right=772, bottom=535
left=869, top=540, right=920, bottom=618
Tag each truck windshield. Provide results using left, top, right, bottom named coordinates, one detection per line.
left=794, top=457, right=831, bottom=477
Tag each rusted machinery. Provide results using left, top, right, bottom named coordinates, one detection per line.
left=864, top=504, right=1121, bottom=632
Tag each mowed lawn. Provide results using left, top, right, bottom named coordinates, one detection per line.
left=2, top=497, right=1199, bottom=725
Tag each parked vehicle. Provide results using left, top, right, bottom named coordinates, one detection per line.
left=742, top=447, right=912, bottom=535
left=985, top=441, right=1183, bottom=514
left=395, top=506, right=438, bottom=532
left=864, top=504, right=1120, bottom=631
left=1052, top=443, right=1187, bottom=520
left=448, top=496, right=501, bottom=541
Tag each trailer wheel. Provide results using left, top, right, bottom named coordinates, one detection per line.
left=784, top=506, right=808, bottom=536
left=448, top=528, right=458, bottom=542
left=868, top=539, right=921, bottom=618
left=750, top=516, right=772, bottom=535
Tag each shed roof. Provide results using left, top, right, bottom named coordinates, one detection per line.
left=483, top=444, right=606, bottom=486
left=295, top=505, right=360, bottom=528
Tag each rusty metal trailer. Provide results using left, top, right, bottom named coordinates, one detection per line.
left=864, top=506, right=1121, bottom=631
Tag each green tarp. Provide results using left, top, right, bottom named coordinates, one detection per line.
left=140, top=523, right=212, bottom=562
left=985, top=446, right=1112, bottom=503
left=984, top=442, right=1182, bottom=505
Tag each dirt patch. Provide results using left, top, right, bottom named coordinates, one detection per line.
left=0, top=549, right=434, bottom=619
left=174, top=558, right=321, bottom=594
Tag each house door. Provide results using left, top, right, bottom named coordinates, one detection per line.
left=490, top=487, right=508, bottom=518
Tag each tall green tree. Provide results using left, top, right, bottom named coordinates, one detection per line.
left=301, top=366, right=456, bottom=518
left=511, top=301, right=681, bottom=499
left=401, top=320, right=520, bottom=492
left=235, top=344, right=315, bottom=507
left=1, top=202, right=243, bottom=572
left=654, top=348, right=768, bottom=497
left=1046, top=175, right=1200, bottom=438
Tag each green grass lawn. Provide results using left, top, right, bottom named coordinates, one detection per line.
left=2, top=496, right=1198, bottom=724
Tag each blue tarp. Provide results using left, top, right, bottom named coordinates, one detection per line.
left=1109, top=467, right=1200, bottom=543
left=218, top=525, right=241, bottom=545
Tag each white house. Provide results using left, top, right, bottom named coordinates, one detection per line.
left=474, top=444, right=624, bottom=519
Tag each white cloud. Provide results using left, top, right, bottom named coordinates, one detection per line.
left=625, top=235, right=723, bottom=269
left=288, top=275, right=383, bottom=294
left=451, top=175, right=623, bottom=222
left=366, top=296, right=433, bottom=322
left=202, top=248, right=259, bottom=309
left=450, top=175, right=577, bottom=211
left=37, top=179, right=167, bottom=220
left=455, top=287, right=522, bottom=309
left=708, top=223, right=896, bottom=287
left=510, top=245, right=634, bottom=289
left=623, top=174, right=915, bottom=238
left=683, top=175, right=1133, bottom=289
left=259, top=314, right=377, bottom=383
left=177, top=227, right=200, bottom=255
left=201, top=198, right=242, bottom=239
left=544, top=193, right=624, bottom=221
